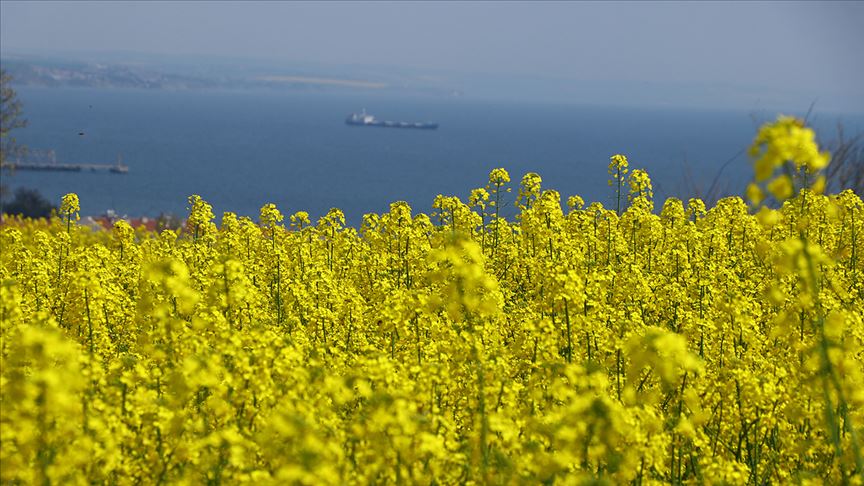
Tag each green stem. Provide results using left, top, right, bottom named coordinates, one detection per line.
left=85, top=288, right=94, bottom=356
left=564, top=299, right=572, bottom=364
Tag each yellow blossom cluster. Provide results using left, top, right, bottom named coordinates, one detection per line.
left=747, top=115, right=831, bottom=204
left=1, top=118, right=862, bottom=484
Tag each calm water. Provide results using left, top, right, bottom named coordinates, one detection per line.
left=4, top=87, right=861, bottom=225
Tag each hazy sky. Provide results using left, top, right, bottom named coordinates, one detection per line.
left=2, top=1, right=862, bottom=110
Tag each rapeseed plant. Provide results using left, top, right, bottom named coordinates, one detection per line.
left=0, top=118, right=862, bottom=484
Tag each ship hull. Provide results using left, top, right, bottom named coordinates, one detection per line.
left=346, top=116, right=438, bottom=130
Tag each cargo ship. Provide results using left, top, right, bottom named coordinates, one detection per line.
left=346, top=109, right=438, bottom=130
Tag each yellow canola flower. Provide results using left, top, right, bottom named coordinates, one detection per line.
left=60, top=193, right=81, bottom=221
left=112, top=219, right=134, bottom=242
left=767, top=174, right=793, bottom=200
left=811, top=174, right=826, bottom=195
left=1, top=118, right=862, bottom=484
left=567, top=195, right=585, bottom=211
left=427, top=237, right=502, bottom=324
left=749, top=116, right=833, bottom=205
left=746, top=183, right=765, bottom=206
left=749, top=115, right=830, bottom=178
left=488, top=167, right=511, bottom=185
left=754, top=206, right=781, bottom=229
left=469, top=188, right=489, bottom=211
left=259, top=203, right=284, bottom=228
left=290, top=210, right=310, bottom=229
left=608, top=154, right=629, bottom=177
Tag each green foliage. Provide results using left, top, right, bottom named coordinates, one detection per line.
left=1, top=187, right=56, bottom=219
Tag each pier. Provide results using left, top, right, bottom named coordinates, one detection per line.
left=3, top=162, right=129, bottom=174
left=2, top=150, right=129, bottom=174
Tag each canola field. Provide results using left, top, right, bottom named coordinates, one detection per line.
left=1, top=117, right=862, bottom=484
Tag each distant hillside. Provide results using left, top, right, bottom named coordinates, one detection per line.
left=0, top=55, right=458, bottom=96
left=2, top=58, right=217, bottom=90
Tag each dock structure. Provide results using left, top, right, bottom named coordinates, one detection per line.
left=2, top=150, right=129, bottom=174
left=3, top=162, right=129, bottom=174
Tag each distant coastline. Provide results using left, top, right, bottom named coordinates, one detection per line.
left=0, top=55, right=449, bottom=96
left=255, top=75, right=387, bottom=89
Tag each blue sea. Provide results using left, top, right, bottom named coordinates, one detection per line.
left=4, top=87, right=862, bottom=225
